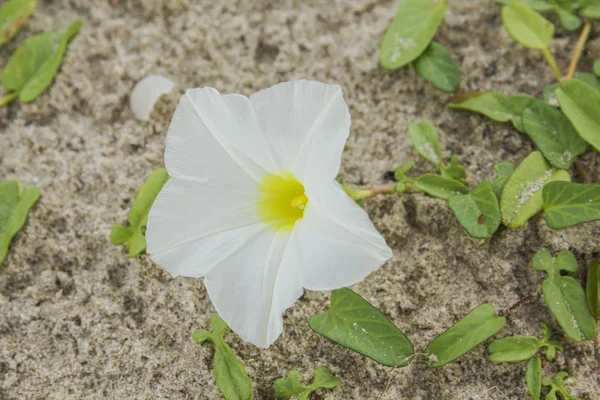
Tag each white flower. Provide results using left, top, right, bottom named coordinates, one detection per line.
left=146, top=80, right=392, bottom=348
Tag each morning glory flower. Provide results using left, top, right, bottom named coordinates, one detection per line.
left=146, top=80, right=392, bottom=347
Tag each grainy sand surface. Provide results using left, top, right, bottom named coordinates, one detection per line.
left=1, top=0, right=599, bottom=399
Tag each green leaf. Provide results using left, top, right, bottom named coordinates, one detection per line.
left=532, top=249, right=596, bottom=342
left=574, top=73, right=600, bottom=94
left=542, top=371, right=580, bottom=400
left=394, top=162, right=415, bottom=181
left=2, top=20, right=81, bottom=102
left=448, top=182, right=501, bottom=239
left=408, top=120, right=442, bottom=166
left=0, top=181, right=40, bottom=264
left=487, top=324, right=561, bottom=363
left=543, top=82, right=561, bottom=105
left=581, top=3, right=600, bottom=18
left=449, top=91, right=535, bottom=132
left=500, top=151, right=570, bottom=229
left=556, top=8, right=581, bottom=31
left=274, top=366, right=341, bottom=400
left=274, top=370, right=307, bottom=399
left=1, top=20, right=81, bottom=102
left=526, top=356, right=542, bottom=400
left=417, top=174, right=469, bottom=201
left=193, top=315, right=253, bottom=400
left=379, top=0, right=448, bottom=69
left=0, top=0, right=36, bottom=47
left=311, top=366, right=341, bottom=390
left=594, top=60, right=600, bottom=77
left=543, top=181, right=600, bottom=229
left=309, top=288, right=414, bottom=367
left=440, top=155, right=466, bottom=182
left=502, top=1, right=554, bottom=49
left=556, top=79, right=600, bottom=152
left=491, top=162, right=515, bottom=200
left=425, top=304, right=506, bottom=367
left=522, top=100, right=587, bottom=169
left=587, top=260, right=599, bottom=318
left=494, top=0, right=554, bottom=12
left=413, top=41, right=461, bottom=93
left=111, top=168, right=169, bottom=257
left=488, top=336, right=541, bottom=362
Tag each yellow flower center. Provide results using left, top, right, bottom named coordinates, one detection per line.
left=257, top=172, right=308, bottom=231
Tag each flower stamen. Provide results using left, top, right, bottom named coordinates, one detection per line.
left=257, top=172, right=307, bottom=231
left=290, top=194, right=308, bottom=210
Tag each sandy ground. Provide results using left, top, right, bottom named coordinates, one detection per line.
left=1, top=0, right=599, bottom=399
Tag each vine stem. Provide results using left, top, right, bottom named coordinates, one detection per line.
left=542, top=48, right=562, bottom=82
left=566, top=20, right=592, bottom=80
left=344, top=184, right=396, bottom=201
left=0, top=92, right=17, bottom=108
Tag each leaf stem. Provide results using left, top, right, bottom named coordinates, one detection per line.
left=541, top=48, right=562, bottom=82
left=566, top=20, right=592, bottom=80
left=0, top=93, right=17, bottom=108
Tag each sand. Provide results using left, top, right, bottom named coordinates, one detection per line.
left=1, top=0, right=598, bottom=399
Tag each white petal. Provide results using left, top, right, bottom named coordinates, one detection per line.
left=249, top=80, right=350, bottom=182
left=204, top=230, right=304, bottom=348
left=146, top=178, right=261, bottom=255
left=165, top=88, right=277, bottom=190
left=294, top=182, right=392, bottom=290
left=150, top=223, right=266, bottom=278
left=129, top=75, right=175, bottom=121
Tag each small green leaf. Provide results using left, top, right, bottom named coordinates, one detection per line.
left=594, top=60, right=600, bottom=77
left=111, top=168, right=170, bottom=257
left=417, top=174, right=469, bottom=201
left=379, top=0, right=448, bottom=69
left=311, top=366, right=341, bottom=390
left=440, top=155, right=466, bottom=182
left=491, top=162, right=515, bottom=200
left=582, top=3, right=600, bottom=19
left=394, top=162, right=415, bottom=182
left=488, top=336, right=541, bottom=362
left=542, top=371, right=580, bottom=400
left=274, top=370, right=307, bottom=399
left=532, top=249, right=596, bottom=342
left=502, top=1, right=554, bottom=50
left=309, top=288, right=414, bottom=367
left=193, top=315, right=253, bottom=400
left=556, top=79, right=600, bottom=152
left=408, top=120, right=443, bottom=166
left=1, top=20, right=81, bottom=102
left=574, top=73, right=600, bottom=94
left=526, top=356, right=542, bottom=400
left=449, top=91, right=535, bottom=132
left=425, top=304, right=506, bottom=367
left=500, top=151, right=570, bottom=229
left=556, top=8, right=581, bottom=31
left=0, top=181, right=41, bottom=264
left=542, top=322, right=552, bottom=341
left=274, top=366, right=341, bottom=400
left=587, top=260, right=599, bottom=318
left=542, top=181, right=600, bottom=229
left=448, top=182, right=501, bottom=239
left=488, top=323, right=562, bottom=363
left=413, top=41, right=461, bottom=93
left=0, top=0, right=36, bottom=47
left=522, top=100, right=587, bottom=169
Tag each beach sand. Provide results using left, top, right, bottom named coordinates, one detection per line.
left=1, top=0, right=598, bottom=398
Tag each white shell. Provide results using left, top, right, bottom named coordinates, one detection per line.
left=129, top=75, right=176, bottom=121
